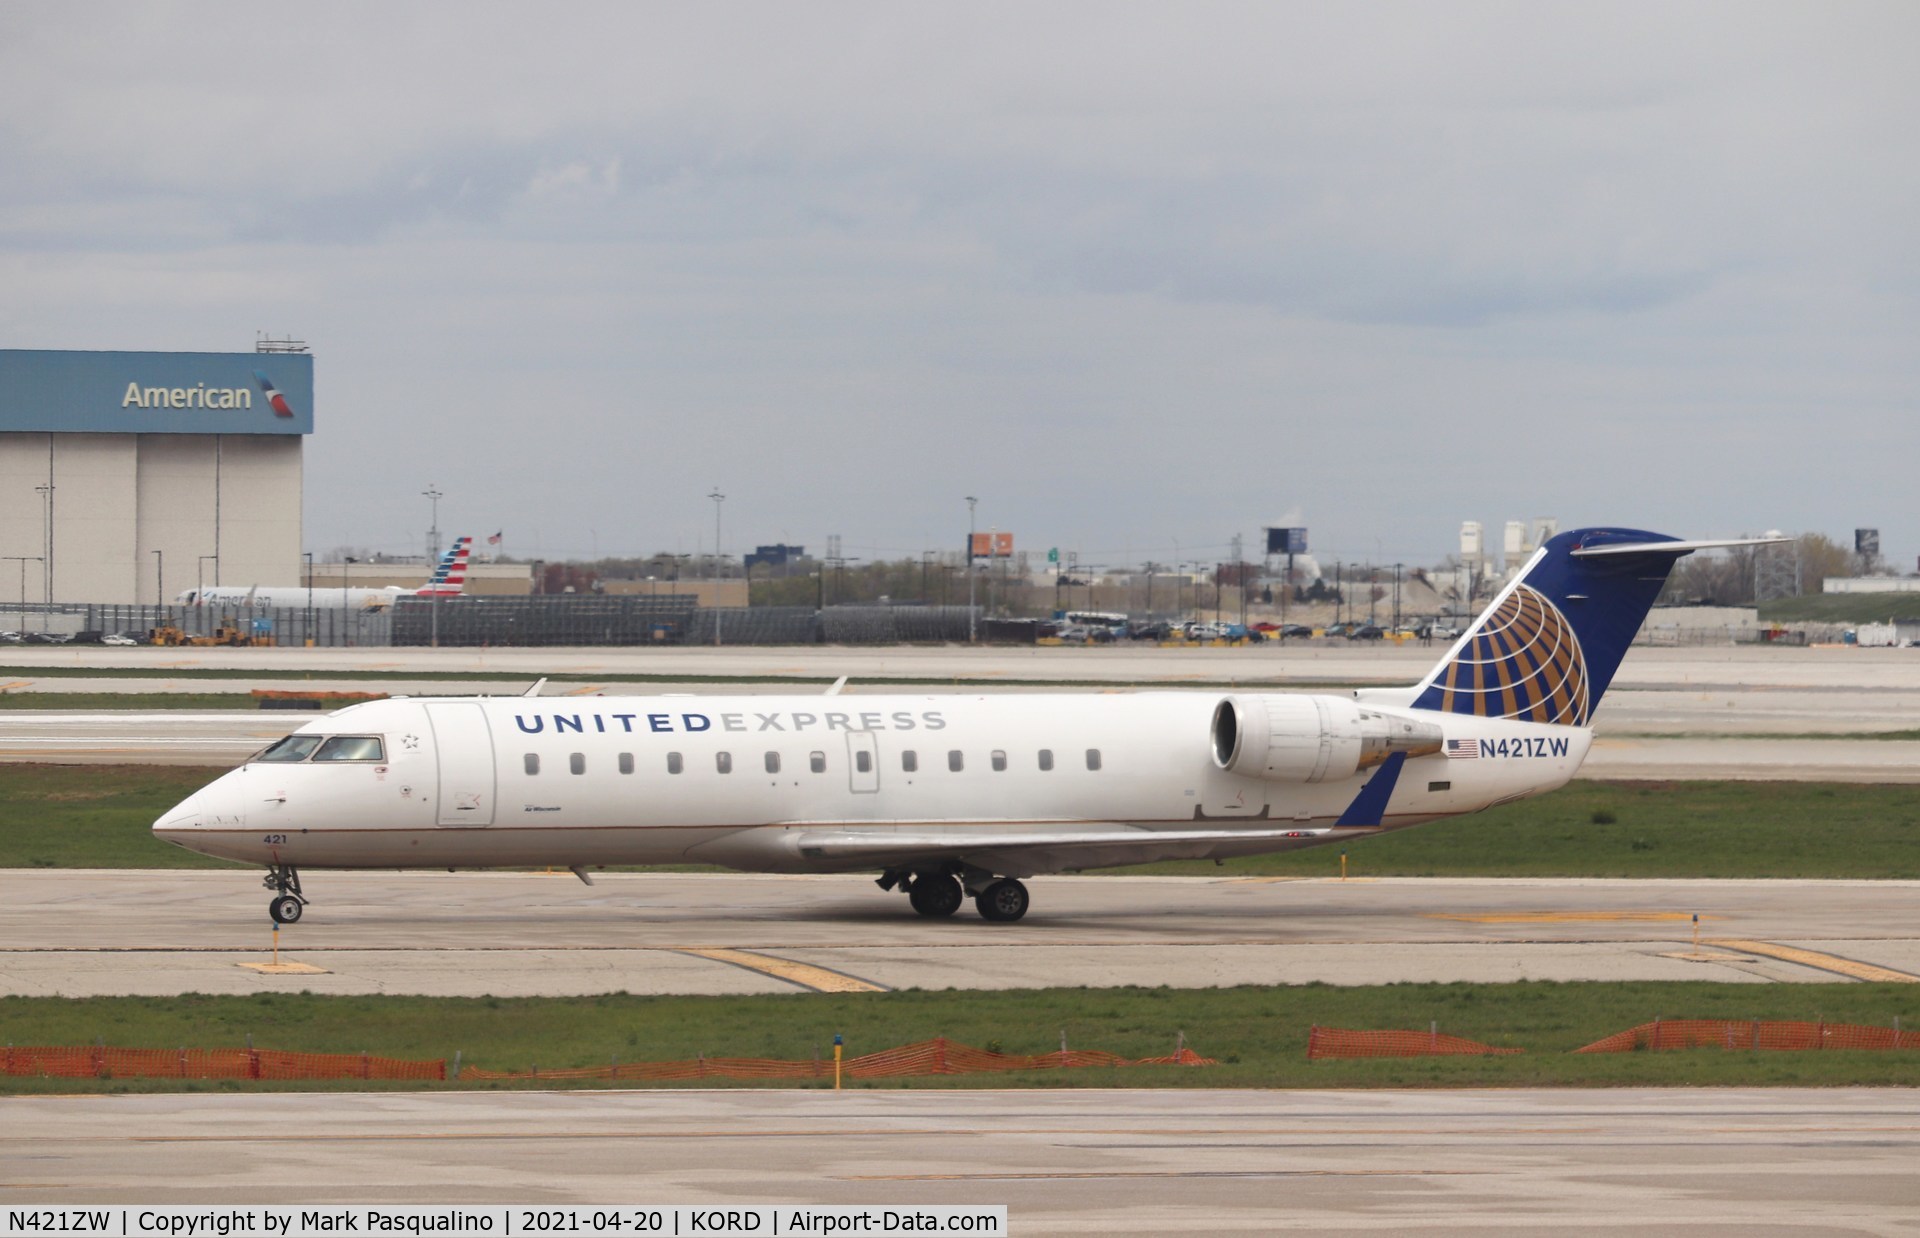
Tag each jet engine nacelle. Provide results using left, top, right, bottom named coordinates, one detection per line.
left=1210, top=694, right=1444, bottom=784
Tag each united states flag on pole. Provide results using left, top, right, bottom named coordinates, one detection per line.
left=487, top=531, right=502, bottom=545
left=1445, top=739, right=1480, bottom=760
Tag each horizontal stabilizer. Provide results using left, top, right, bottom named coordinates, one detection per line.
left=1570, top=536, right=1789, bottom=559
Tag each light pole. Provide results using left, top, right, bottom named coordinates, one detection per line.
left=965, top=496, right=978, bottom=643
left=422, top=485, right=444, bottom=648
left=304, top=551, right=315, bottom=647
left=152, top=550, right=163, bottom=608
left=4, top=556, right=41, bottom=630
left=707, top=487, right=725, bottom=646
left=35, top=483, right=53, bottom=612
left=197, top=555, right=216, bottom=603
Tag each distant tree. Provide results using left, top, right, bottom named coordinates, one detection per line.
left=1796, top=533, right=1852, bottom=592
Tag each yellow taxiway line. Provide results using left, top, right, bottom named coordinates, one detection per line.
left=1706, top=939, right=1920, bottom=983
left=675, top=947, right=887, bottom=993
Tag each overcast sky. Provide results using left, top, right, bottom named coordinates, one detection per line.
left=2, top=2, right=1914, bottom=571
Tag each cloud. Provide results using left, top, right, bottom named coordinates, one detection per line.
left=0, top=1, right=1916, bottom=562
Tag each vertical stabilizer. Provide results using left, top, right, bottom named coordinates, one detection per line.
left=1407, top=527, right=1695, bottom=724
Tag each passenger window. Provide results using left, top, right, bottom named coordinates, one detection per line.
left=810, top=751, right=826, bottom=774
left=991, top=750, right=1007, bottom=772
left=1085, top=748, right=1102, bottom=771
left=312, top=735, right=386, bottom=762
left=1038, top=748, right=1054, bottom=771
left=524, top=753, right=540, bottom=776
left=717, top=751, right=733, bottom=774
left=856, top=750, right=872, bottom=774
left=569, top=753, right=585, bottom=775
left=666, top=752, right=683, bottom=775
left=948, top=750, right=964, bottom=772
left=256, top=735, right=323, bottom=763
left=618, top=752, right=634, bottom=775
left=765, top=751, right=781, bottom=774
left=902, top=750, right=918, bottom=773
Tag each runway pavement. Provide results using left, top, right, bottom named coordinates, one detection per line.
left=3, top=1087, right=1916, bottom=1234
left=3, top=871, right=1915, bottom=997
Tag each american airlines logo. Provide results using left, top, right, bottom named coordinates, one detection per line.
left=116, top=371, right=296, bottom=417
left=121, top=382, right=255, bottom=410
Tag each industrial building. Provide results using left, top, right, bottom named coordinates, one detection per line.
left=0, top=348, right=311, bottom=605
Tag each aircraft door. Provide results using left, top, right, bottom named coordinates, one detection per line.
left=426, top=702, right=496, bottom=826
left=846, top=731, right=880, bottom=794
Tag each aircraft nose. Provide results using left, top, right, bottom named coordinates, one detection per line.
left=152, top=805, right=203, bottom=847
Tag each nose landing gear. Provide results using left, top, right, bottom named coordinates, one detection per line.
left=264, top=865, right=306, bottom=924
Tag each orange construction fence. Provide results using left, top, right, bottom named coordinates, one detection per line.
left=1575, top=1020, right=1920, bottom=1054
left=2, top=1045, right=444, bottom=1081
left=1307, top=1026, right=1523, bottom=1060
left=2, top=1038, right=1208, bottom=1084
left=462, top=1037, right=1215, bottom=1081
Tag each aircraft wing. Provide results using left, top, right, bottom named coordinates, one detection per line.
left=787, top=824, right=1346, bottom=877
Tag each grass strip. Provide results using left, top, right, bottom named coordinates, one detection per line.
left=4, top=765, right=1918, bottom=877
left=0, top=693, right=268, bottom=711
left=1, top=983, right=1915, bottom=1094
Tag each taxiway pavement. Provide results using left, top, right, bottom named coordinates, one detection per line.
left=3, top=1087, right=1916, bottom=1234
left=3, top=871, right=1914, bottom=998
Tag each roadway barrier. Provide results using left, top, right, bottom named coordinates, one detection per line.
left=2, top=1045, right=444, bottom=1081
left=1307, top=1026, right=1523, bottom=1060
left=461, top=1038, right=1215, bottom=1081
left=1574, top=1020, right=1920, bottom=1054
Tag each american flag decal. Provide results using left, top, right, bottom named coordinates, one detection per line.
left=1445, top=739, right=1480, bottom=760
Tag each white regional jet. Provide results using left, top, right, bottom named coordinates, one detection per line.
left=175, top=537, right=473, bottom=610
left=153, top=528, right=1773, bottom=925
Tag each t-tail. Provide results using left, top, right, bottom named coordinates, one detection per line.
left=1389, top=528, right=1784, bottom=725
left=414, top=536, right=472, bottom=597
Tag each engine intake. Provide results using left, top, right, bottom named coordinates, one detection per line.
left=1211, top=694, right=1443, bottom=784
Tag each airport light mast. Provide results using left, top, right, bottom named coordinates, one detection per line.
left=708, top=487, right=725, bottom=646
left=422, top=484, right=443, bottom=648
left=965, top=495, right=978, bottom=644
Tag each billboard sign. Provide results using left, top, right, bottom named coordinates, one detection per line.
left=1265, top=526, right=1308, bottom=555
left=1856, top=528, right=1880, bottom=557
left=0, top=349, right=314, bottom=435
left=969, top=532, right=1014, bottom=559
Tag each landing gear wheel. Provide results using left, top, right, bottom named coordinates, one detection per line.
left=263, top=865, right=306, bottom=924
left=975, top=878, right=1030, bottom=923
left=907, top=874, right=964, bottom=918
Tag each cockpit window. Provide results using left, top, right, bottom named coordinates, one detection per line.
left=311, top=735, right=387, bottom=763
left=255, top=735, right=324, bottom=763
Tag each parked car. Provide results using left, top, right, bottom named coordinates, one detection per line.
left=1279, top=623, right=1314, bottom=639
left=102, top=632, right=141, bottom=646
left=1351, top=624, right=1385, bottom=640
left=1321, top=623, right=1350, bottom=638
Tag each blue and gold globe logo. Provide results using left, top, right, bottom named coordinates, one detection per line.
left=1434, top=584, right=1590, bottom=725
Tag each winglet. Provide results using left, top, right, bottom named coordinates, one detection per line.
left=1336, top=752, right=1407, bottom=827
left=522, top=678, right=547, bottom=698
left=825, top=675, right=849, bottom=696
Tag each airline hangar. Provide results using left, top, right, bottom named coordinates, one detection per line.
left=0, top=348, right=312, bottom=605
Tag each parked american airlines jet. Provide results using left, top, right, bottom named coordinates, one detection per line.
left=154, top=529, right=1775, bottom=924
left=176, top=537, right=473, bottom=610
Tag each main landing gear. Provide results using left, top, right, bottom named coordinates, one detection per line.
left=264, top=865, right=307, bottom=924
left=878, top=866, right=1029, bottom=923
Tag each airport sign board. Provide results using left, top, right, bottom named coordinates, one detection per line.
left=1265, top=526, right=1308, bottom=555
left=0, top=349, right=314, bottom=435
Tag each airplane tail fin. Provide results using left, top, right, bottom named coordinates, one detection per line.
left=414, top=536, right=472, bottom=597
left=1404, top=529, right=1781, bottom=725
